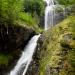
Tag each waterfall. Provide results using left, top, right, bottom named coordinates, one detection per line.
left=9, top=34, right=41, bottom=75
left=44, top=0, right=65, bottom=30
left=44, top=0, right=56, bottom=30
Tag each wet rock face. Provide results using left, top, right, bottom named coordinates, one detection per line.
left=54, top=12, right=65, bottom=25
left=0, top=24, right=35, bottom=53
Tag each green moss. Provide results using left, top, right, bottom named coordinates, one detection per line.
left=0, top=54, right=13, bottom=65
left=39, top=16, right=75, bottom=75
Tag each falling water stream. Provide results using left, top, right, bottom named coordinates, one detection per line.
left=44, top=0, right=56, bottom=30
left=44, top=0, right=65, bottom=30
left=9, top=34, right=41, bottom=75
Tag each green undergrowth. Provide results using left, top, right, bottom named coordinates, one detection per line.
left=39, top=16, right=75, bottom=75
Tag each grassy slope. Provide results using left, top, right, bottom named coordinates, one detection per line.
left=39, top=16, right=75, bottom=75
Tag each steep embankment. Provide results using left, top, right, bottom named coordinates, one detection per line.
left=39, top=16, right=75, bottom=75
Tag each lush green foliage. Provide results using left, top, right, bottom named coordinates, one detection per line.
left=24, top=0, right=44, bottom=17
left=0, top=0, right=44, bottom=30
left=0, top=0, right=24, bottom=25
left=23, top=0, right=45, bottom=28
left=58, top=0, right=75, bottom=6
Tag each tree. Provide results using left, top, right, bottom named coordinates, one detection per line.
left=0, top=0, right=24, bottom=25
left=24, top=0, right=44, bottom=17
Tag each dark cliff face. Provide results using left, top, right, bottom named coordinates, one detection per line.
left=0, top=24, right=35, bottom=75
left=0, top=24, right=35, bottom=53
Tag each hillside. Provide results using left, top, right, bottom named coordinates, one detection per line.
left=39, top=16, right=75, bottom=75
left=0, top=0, right=75, bottom=75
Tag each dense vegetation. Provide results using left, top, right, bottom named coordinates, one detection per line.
left=0, top=0, right=44, bottom=29
left=58, top=0, right=75, bottom=6
left=24, top=0, right=44, bottom=17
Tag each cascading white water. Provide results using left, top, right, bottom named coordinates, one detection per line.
left=44, top=0, right=56, bottom=30
left=9, top=34, right=41, bottom=75
left=44, top=0, right=65, bottom=30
